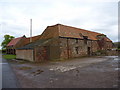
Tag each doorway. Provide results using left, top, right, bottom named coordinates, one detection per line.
left=87, top=47, right=91, bottom=56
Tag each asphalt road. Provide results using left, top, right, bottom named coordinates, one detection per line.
left=1, top=53, right=20, bottom=88
left=11, top=56, right=119, bottom=88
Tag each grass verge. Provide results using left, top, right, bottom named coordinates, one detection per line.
left=2, top=54, right=16, bottom=59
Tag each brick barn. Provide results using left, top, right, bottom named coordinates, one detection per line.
left=6, top=35, right=41, bottom=54
left=16, top=24, right=113, bottom=62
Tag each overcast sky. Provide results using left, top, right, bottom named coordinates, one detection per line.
left=0, top=0, right=119, bottom=48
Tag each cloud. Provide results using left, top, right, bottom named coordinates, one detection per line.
left=0, top=0, right=118, bottom=49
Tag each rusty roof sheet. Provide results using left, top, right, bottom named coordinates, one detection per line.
left=27, top=35, right=41, bottom=42
left=23, top=35, right=41, bottom=45
left=7, top=35, right=41, bottom=47
left=17, top=38, right=55, bottom=50
left=7, top=37, right=23, bottom=46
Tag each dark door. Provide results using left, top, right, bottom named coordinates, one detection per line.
left=43, top=46, right=50, bottom=60
left=35, top=46, right=50, bottom=62
left=87, top=47, right=91, bottom=55
left=49, top=46, right=60, bottom=60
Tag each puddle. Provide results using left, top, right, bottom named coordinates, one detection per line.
left=49, top=56, right=120, bottom=72
left=114, top=68, right=120, bottom=70
left=113, top=84, right=118, bottom=88
left=0, top=63, right=8, bottom=64
left=50, top=78, right=58, bottom=81
left=114, top=58, right=119, bottom=61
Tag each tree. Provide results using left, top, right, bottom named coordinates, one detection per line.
left=1, top=35, right=15, bottom=50
left=113, top=42, right=120, bottom=49
left=118, top=42, right=120, bottom=49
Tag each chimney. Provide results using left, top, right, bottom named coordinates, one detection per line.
left=30, top=19, right=32, bottom=42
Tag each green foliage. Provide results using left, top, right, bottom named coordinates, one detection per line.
left=116, top=48, right=120, bottom=50
left=1, top=35, right=14, bottom=49
left=95, top=50, right=107, bottom=55
left=2, top=54, right=16, bottom=59
left=113, top=42, right=120, bottom=49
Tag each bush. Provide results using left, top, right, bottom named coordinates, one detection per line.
left=95, top=50, right=107, bottom=55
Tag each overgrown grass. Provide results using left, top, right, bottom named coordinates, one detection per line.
left=2, top=54, right=16, bottom=59
left=116, top=48, right=120, bottom=50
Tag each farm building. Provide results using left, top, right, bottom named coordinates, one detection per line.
left=6, top=35, right=41, bottom=54
left=16, top=24, right=113, bottom=62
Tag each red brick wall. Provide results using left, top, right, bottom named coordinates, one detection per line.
left=34, top=46, right=48, bottom=62
left=59, top=37, right=101, bottom=60
left=33, top=37, right=113, bottom=62
left=40, top=25, right=59, bottom=39
left=34, top=38, right=60, bottom=62
left=15, top=36, right=44, bottom=61
left=16, top=49, right=34, bottom=61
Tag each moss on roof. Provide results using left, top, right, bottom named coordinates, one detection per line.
left=17, top=38, right=54, bottom=50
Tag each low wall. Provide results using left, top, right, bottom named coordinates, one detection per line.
left=16, top=49, right=34, bottom=62
left=91, top=50, right=119, bottom=56
left=106, top=50, right=119, bottom=56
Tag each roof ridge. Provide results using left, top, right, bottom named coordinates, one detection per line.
left=13, top=36, right=23, bottom=39
left=27, top=35, right=41, bottom=38
left=12, top=35, right=26, bottom=40
left=56, top=23, right=102, bottom=35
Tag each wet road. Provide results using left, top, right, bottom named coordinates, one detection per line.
left=1, top=53, right=20, bottom=88
left=11, top=56, right=119, bottom=88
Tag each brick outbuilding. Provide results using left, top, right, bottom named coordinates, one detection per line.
left=16, top=24, right=113, bottom=62
left=6, top=35, right=41, bottom=54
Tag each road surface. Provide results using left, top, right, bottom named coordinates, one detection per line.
left=1, top=52, right=20, bottom=88
left=10, top=56, right=119, bottom=88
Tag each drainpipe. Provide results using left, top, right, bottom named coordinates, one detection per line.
left=33, top=48, right=35, bottom=62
